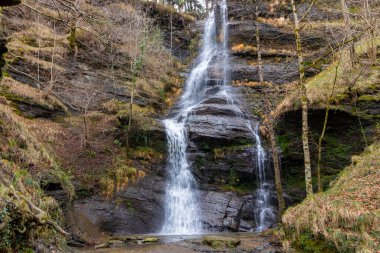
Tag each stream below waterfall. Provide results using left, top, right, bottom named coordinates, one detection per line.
left=79, top=232, right=282, bottom=253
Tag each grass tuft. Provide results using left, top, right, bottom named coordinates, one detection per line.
left=282, top=142, right=380, bottom=252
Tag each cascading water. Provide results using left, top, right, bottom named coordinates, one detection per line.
left=247, top=124, right=276, bottom=231
left=215, top=0, right=276, bottom=231
left=161, top=120, right=201, bottom=234
left=161, top=0, right=276, bottom=234
left=161, top=5, right=219, bottom=235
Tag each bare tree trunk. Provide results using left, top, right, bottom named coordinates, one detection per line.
left=291, top=0, right=313, bottom=197
left=341, top=0, right=355, bottom=67
left=37, top=13, right=41, bottom=88
left=83, top=113, right=88, bottom=142
left=364, top=0, right=377, bottom=64
left=126, top=82, right=135, bottom=154
left=47, top=21, right=56, bottom=93
left=82, top=91, right=94, bottom=147
left=268, top=123, right=285, bottom=215
left=255, top=6, right=285, bottom=215
left=317, top=51, right=342, bottom=192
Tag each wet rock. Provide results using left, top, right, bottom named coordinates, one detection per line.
left=187, top=114, right=252, bottom=145
left=200, top=191, right=256, bottom=231
left=231, top=58, right=299, bottom=84
left=125, top=236, right=143, bottom=243
left=72, top=174, right=166, bottom=235
left=204, top=78, right=225, bottom=87
left=186, top=94, right=253, bottom=145
left=191, top=103, right=242, bottom=117
left=73, top=186, right=262, bottom=235
left=230, top=21, right=296, bottom=46
left=214, top=4, right=224, bottom=43
left=67, top=235, right=86, bottom=248
left=202, top=236, right=241, bottom=248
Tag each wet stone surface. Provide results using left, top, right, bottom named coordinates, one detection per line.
left=76, top=233, right=283, bottom=253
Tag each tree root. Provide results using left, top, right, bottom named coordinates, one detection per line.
left=0, top=176, right=70, bottom=237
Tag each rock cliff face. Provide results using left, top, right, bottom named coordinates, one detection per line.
left=77, top=0, right=379, bottom=237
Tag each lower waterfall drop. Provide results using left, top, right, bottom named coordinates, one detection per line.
left=161, top=119, right=201, bottom=235
left=248, top=124, right=276, bottom=231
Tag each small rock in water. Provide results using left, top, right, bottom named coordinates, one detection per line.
left=124, top=237, right=137, bottom=242
left=108, top=239, right=123, bottom=245
left=143, top=237, right=159, bottom=243
left=202, top=236, right=241, bottom=249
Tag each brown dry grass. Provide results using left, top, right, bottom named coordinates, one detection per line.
left=231, top=42, right=296, bottom=56
left=140, top=1, right=196, bottom=23
left=0, top=106, right=56, bottom=169
left=282, top=142, right=380, bottom=252
left=1, top=77, right=67, bottom=111
left=0, top=105, right=74, bottom=197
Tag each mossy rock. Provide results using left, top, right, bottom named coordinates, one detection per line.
left=294, top=233, right=337, bottom=253
left=213, top=144, right=253, bottom=159
left=358, top=94, right=380, bottom=102
left=108, top=239, right=123, bottom=245
left=143, top=237, right=159, bottom=243
left=202, top=236, right=240, bottom=249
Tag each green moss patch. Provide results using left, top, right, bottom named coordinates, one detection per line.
left=202, top=236, right=241, bottom=249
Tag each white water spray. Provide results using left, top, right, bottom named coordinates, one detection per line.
left=161, top=120, right=202, bottom=234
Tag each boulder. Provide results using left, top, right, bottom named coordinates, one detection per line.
left=187, top=114, right=252, bottom=146
left=72, top=174, right=166, bottom=235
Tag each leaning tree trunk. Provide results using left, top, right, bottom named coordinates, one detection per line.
left=255, top=6, right=286, bottom=215
left=291, top=0, right=313, bottom=197
left=268, top=121, right=286, bottom=215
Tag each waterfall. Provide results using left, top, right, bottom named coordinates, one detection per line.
left=217, top=0, right=276, bottom=231
left=161, top=119, right=201, bottom=234
left=161, top=0, right=276, bottom=234
left=161, top=4, right=219, bottom=236
left=247, top=123, right=276, bottom=231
